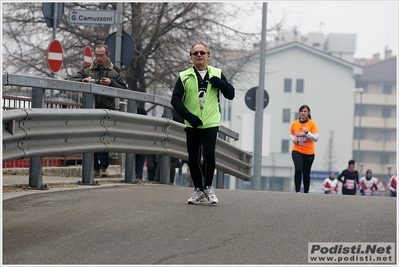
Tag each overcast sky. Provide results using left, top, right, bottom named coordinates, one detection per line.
left=230, top=1, right=398, bottom=59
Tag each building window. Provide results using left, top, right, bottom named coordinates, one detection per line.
left=382, top=107, right=391, bottom=118
left=296, top=79, right=304, bottom=93
left=354, top=128, right=363, bottom=140
left=380, top=153, right=389, bottom=164
left=283, top=109, right=290, bottom=122
left=383, top=83, right=392, bottom=94
left=293, top=112, right=299, bottom=121
left=282, top=139, right=289, bottom=153
left=284, top=79, right=292, bottom=92
left=355, top=105, right=363, bottom=116
left=381, top=130, right=391, bottom=142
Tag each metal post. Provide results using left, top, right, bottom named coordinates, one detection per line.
left=252, top=2, right=267, bottom=191
left=29, top=87, right=45, bottom=189
left=387, top=166, right=392, bottom=178
left=114, top=3, right=123, bottom=110
left=160, top=107, right=172, bottom=184
left=216, top=132, right=226, bottom=189
left=50, top=3, right=57, bottom=84
left=125, top=99, right=137, bottom=183
left=81, top=93, right=97, bottom=185
left=356, top=89, right=364, bottom=163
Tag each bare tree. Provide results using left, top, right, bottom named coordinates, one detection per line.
left=2, top=2, right=283, bottom=101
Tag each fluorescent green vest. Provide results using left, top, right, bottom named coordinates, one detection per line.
left=179, top=65, right=222, bottom=129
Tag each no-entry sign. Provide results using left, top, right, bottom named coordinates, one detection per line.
left=83, top=46, right=92, bottom=67
left=47, top=39, right=63, bottom=73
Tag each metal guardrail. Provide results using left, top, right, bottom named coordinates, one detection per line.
left=2, top=73, right=252, bottom=188
left=2, top=108, right=252, bottom=181
left=2, top=73, right=239, bottom=140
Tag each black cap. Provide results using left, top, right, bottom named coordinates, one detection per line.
left=366, top=169, right=372, bottom=174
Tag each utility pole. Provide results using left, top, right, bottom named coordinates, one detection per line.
left=252, top=2, right=267, bottom=191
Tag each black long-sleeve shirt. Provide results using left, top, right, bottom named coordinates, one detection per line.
left=170, top=67, right=234, bottom=120
left=337, top=169, right=359, bottom=186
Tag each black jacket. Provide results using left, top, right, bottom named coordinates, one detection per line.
left=69, top=58, right=127, bottom=109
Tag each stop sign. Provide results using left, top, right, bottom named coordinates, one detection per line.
left=83, top=46, right=93, bottom=67
left=47, top=39, right=63, bottom=73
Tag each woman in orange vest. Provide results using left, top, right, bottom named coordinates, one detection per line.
left=290, top=105, right=319, bottom=193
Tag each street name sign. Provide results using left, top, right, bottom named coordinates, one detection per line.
left=68, top=9, right=116, bottom=25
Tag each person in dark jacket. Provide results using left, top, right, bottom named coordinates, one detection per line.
left=337, top=159, right=360, bottom=195
left=135, top=106, right=148, bottom=181
left=69, top=44, right=127, bottom=178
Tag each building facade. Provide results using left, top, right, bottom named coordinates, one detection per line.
left=354, top=54, right=397, bottom=182
left=221, top=29, right=398, bottom=193
left=227, top=39, right=363, bottom=192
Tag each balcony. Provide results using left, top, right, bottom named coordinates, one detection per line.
left=354, top=116, right=397, bottom=129
left=353, top=139, right=396, bottom=152
left=355, top=93, right=397, bottom=106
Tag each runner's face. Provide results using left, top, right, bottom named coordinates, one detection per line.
left=190, top=44, right=209, bottom=69
left=299, top=108, right=309, bottom=119
left=348, top=164, right=355, bottom=171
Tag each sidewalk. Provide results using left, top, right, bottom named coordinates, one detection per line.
left=2, top=165, right=139, bottom=200
left=2, top=165, right=190, bottom=200
left=2, top=165, right=123, bottom=186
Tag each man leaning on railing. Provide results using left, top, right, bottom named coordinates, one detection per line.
left=69, top=44, right=128, bottom=178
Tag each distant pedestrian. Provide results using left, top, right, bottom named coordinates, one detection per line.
left=388, top=173, right=397, bottom=197
left=358, top=169, right=379, bottom=196
left=290, top=104, right=319, bottom=193
left=337, top=159, right=359, bottom=195
left=322, top=171, right=339, bottom=194
left=135, top=106, right=147, bottom=182
left=178, top=159, right=192, bottom=187
left=146, top=155, right=159, bottom=182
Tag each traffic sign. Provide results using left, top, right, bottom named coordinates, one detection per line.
left=83, top=46, right=93, bottom=67
left=68, top=9, right=116, bottom=25
left=245, top=87, right=269, bottom=111
left=376, top=179, right=388, bottom=192
left=105, top=31, right=136, bottom=66
left=47, top=39, right=63, bottom=73
left=42, top=3, right=64, bottom=28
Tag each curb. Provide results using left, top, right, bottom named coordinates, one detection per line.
left=2, top=165, right=122, bottom=177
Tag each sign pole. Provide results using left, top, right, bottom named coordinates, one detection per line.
left=114, top=3, right=123, bottom=111
left=50, top=3, right=58, bottom=82
left=252, top=3, right=267, bottom=191
left=115, top=3, right=123, bottom=69
left=115, top=3, right=123, bottom=175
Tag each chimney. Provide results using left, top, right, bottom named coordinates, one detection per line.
left=372, top=53, right=380, bottom=60
left=385, top=49, right=392, bottom=59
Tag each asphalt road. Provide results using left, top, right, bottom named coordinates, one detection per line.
left=2, top=184, right=397, bottom=265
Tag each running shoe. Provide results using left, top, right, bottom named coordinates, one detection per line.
left=204, top=186, right=218, bottom=204
left=187, top=188, right=206, bottom=204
